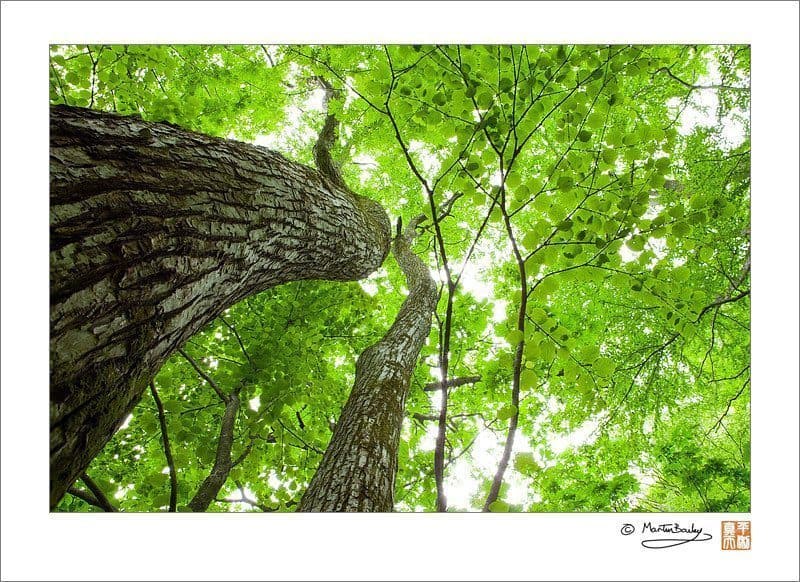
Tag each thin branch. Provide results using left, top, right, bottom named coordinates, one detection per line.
left=178, top=347, right=228, bottom=402
left=653, top=66, right=748, bottom=92
left=218, top=315, right=254, bottom=368
left=215, top=480, right=279, bottom=512
left=232, top=436, right=255, bottom=468
left=603, top=333, right=680, bottom=429
left=695, top=290, right=750, bottom=323
left=50, top=63, right=69, bottom=105
left=149, top=382, right=178, bottom=512
left=180, top=402, right=219, bottom=416
left=212, top=355, right=246, bottom=366
left=67, top=486, right=104, bottom=510
left=707, top=375, right=751, bottom=435
left=412, top=411, right=486, bottom=423
left=444, top=429, right=485, bottom=470
left=483, top=144, right=531, bottom=512
left=423, top=375, right=482, bottom=392
left=85, top=45, right=98, bottom=108
left=711, top=365, right=751, bottom=383
left=277, top=419, right=324, bottom=455
left=80, top=473, right=116, bottom=512
left=260, top=44, right=275, bottom=67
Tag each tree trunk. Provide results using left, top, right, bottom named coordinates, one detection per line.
left=49, top=105, right=391, bottom=509
left=298, top=216, right=437, bottom=511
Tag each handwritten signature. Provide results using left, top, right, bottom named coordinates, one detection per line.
left=620, top=522, right=713, bottom=549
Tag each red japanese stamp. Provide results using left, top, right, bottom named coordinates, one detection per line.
left=721, top=521, right=751, bottom=550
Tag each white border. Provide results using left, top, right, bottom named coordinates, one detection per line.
left=2, top=2, right=798, bottom=580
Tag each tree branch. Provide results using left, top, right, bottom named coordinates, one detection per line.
left=149, top=382, right=178, bottom=512
left=259, top=44, right=275, bottom=67
left=80, top=473, right=116, bottom=512
left=311, top=76, right=348, bottom=190
left=67, top=486, right=104, bottom=510
left=707, top=375, right=751, bottom=436
left=423, top=375, right=481, bottom=392
left=694, top=290, right=750, bottom=323
left=653, top=66, right=748, bottom=92
left=178, top=347, right=228, bottom=403
left=232, top=436, right=255, bottom=468
left=187, top=386, right=241, bottom=512
left=277, top=419, right=324, bottom=455
left=218, top=315, right=254, bottom=368
left=216, top=480, right=278, bottom=512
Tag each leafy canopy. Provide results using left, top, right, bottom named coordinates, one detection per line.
left=51, top=44, right=750, bottom=512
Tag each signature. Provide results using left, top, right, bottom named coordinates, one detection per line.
left=620, top=522, right=713, bottom=549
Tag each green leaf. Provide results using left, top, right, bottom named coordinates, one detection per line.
left=163, top=400, right=181, bottom=413
left=586, top=112, right=605, bottom=129
left=654, top=156, right=670, bottom=172
left=506, top=329, right=524, bottom=345
left=672, top=265, right=690, bottom=282
left=688, top=193, right=707, bottom=209
left=497, top=405, right=518, bottom=421
left=520, top=369, right=538, bottom=389
left=505, top=172, right=521, bottom=189
left=514, top=452, right=541, bottom=475
left=593, top=357, right=616, bottom=377
left=145, top=472, right=168, bottom=488
left=476, top=91, right=493, bottom=109
left=579, top=345, right=601, bottom=362
left=557, top=219, right=574, bottom=232
left=671, top=221, right=691, bottom=238
left=698, top=247, right=714, bottom=262
left=524, top=341, right=541, bottom=359
left=626, top=235, right=645, bottom=252
left=488, top=500, right=510, bottom=512
left=140, top=415, right=157, bottom=433
left=530, top=307, right=548, bottom=324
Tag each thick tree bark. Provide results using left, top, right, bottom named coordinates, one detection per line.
left=49, top=105, right=391, bottom=508
left=297, top=216, right=437, bottom=512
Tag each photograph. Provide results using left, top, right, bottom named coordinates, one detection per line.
left=2, top=2, right=798, bottom=580
left=49, top=43, right=752, bottom=515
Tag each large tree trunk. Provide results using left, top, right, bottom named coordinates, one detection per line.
left=298, top=216, right=437, bottom=511
left=49, top=105, right=391, bottom=509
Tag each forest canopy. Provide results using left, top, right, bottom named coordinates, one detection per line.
left=49, top=44, right=751, bottom=512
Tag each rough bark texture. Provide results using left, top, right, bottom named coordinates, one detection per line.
left=187, top=390, right=241, bottom=512
left=49, top=105, right=391, bottom=508
left=297, top=216, right=437, bottom=512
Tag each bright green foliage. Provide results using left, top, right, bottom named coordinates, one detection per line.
left=50, top=45, right=288, bottom=140
left=52, top=44, right=750, bottom=513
